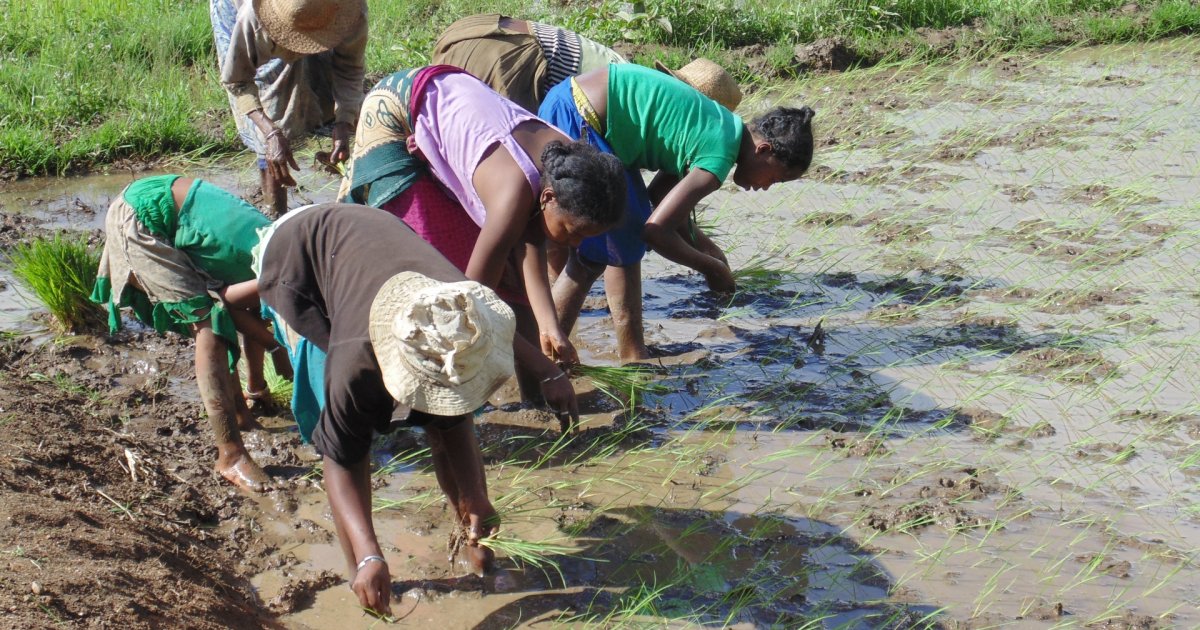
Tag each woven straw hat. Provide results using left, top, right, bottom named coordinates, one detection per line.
left=654, top=58, right=743, bottom=112
left=368, top=272, right=515, bottom=416
left=254, top=0, right=365, bottom=55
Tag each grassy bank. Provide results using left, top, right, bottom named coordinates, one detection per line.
left=1, top=0, right=1197, bottom=178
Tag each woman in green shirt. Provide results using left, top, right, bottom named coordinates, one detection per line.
left=92, top=175, right=287, bottom=492
left=540, top=63, right=815, bottom=362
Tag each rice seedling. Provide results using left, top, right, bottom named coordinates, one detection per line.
left=572, top=363, right=672, bottom=410
left=476, top=534, right=574, bottom=583
left=730, top=252, right=799, bottom=295
left=240, top=353, right=294, bottom=408
left=4, top=233, right=103, bottom=333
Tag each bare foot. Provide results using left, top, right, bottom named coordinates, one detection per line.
left=237, top=405, right=267, bottom=431
left=216, top=454, right=271, bottom=493
left=619, top=345, right=652, bottom=364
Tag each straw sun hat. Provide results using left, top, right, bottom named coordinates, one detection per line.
left=254, top=0, right=366, bottom=55
left=368, top=272, right=516, bottom=416
left=655, top=58, right=743, bottom=112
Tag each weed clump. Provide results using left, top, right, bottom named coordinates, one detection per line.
left=5, top=233, right=103, bottom=333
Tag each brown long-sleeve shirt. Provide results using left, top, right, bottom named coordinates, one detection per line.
left=219, top=1, right=367, bottom=126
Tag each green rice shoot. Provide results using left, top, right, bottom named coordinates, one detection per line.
left=573, top=363, right=671, bottom=410
left=477, top=534, right=574, bottom=582
left=5, top=233, right=102, bottom=333
left=262, top=355, right=292, bottom=407
left=732, top=252, right=798, bottom=294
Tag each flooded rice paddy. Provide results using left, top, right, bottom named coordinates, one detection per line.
left=2, top=39, right=1198, bottom=628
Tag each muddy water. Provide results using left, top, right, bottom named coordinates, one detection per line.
left=4, top=39, right=1200, bottom=628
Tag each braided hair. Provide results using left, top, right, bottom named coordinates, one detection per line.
left=750, top=106, right=816, bottom=173
left=540, top=141, right=626, bottom=227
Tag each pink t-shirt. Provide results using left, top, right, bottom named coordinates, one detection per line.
left=412, top=72, right=545, bottom=227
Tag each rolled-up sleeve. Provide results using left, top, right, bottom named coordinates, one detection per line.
left=221, top=6, right=266, bottom=116
left=311, top=340, right=394, bottom=467
left=331, top=17, right=368, bottom=125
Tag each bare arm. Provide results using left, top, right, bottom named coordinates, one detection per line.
left=324, top=455, right=391, bottom=616
left=642, top=169, right=733, bottom=290
left=646, top=171, right=680, bottom=206
left=329, top=19, right=367, bottom=163
left=471, top=147, right=579, bottom=423
left=330, top=19, right=367, bottom=127
left=522, top=241, right=578, bottom=365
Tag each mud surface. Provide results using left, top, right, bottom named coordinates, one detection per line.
left=2, top=39, right=1200, bottom=628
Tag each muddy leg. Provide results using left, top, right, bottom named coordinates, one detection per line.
left=193, top=323, right=270, bottom=492
left=604, top=263, right=650, bottom=363
left=551, top=248, right=605, bottom=336
left=510, top=303, right=544, bottom=406
left=422, top=413, right=496, bottom=573
left=261, top=166, right=287, bottom=218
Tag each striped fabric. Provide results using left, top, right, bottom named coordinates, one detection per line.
left=529, top=21, right=582, bottom=95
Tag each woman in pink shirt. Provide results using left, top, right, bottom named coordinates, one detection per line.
left=342, top=66, right=626, bottom=427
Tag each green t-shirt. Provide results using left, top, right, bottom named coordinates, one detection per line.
left=604, top=63, right=743, bottom=180
left=123, top=175, right=269, bottom=283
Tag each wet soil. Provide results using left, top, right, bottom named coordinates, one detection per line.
left=3, top=37, right=1200, bottom=628
left=0, top=335, right=271, bottom=628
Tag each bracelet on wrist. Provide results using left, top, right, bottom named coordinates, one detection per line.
left=541, top=371, right=566, bottom=384
left=355, top=555, right=386, bottom=572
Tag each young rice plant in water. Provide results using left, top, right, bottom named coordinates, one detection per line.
left=5, top=233, right=102, bottom=333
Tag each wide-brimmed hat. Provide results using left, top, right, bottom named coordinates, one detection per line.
left=655, top=58, right=743, bottom=112
left=368, top=272, right=516, bottom=416
left=254, top=0, right=365, bottom=55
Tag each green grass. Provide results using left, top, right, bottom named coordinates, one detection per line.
left=3, top=0, right=1198, bottom=176
left=4, top=233, right=103, bottom=333
left=0, top=0, right=230, bottom=176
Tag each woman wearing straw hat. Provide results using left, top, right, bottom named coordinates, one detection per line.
left=430, top=14, right=626, bottom=113
left=211, top=0, right=367, bottom=217
left=340, top=65, right=627, bottom=430
left=252, top=202, right=513, bottom=616
left=539, top=62, right=816, bottom=362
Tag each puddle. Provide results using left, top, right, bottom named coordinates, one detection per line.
left=3, top=38, right=1200, bottom=628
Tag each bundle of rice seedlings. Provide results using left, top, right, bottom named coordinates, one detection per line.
left=573, top=363, right=671, bottom=409
left=477, top=534, right=572, bottom=582
left=731, top=252, right=798, bottom=294
left=262, top=356, right=292, bottom=406
left=239, top=351, right=293, bottom=408
left=5, top=233, right=102, bottom=333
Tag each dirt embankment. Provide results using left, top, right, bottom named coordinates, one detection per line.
left=0, top=335, right=283, bottom=628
